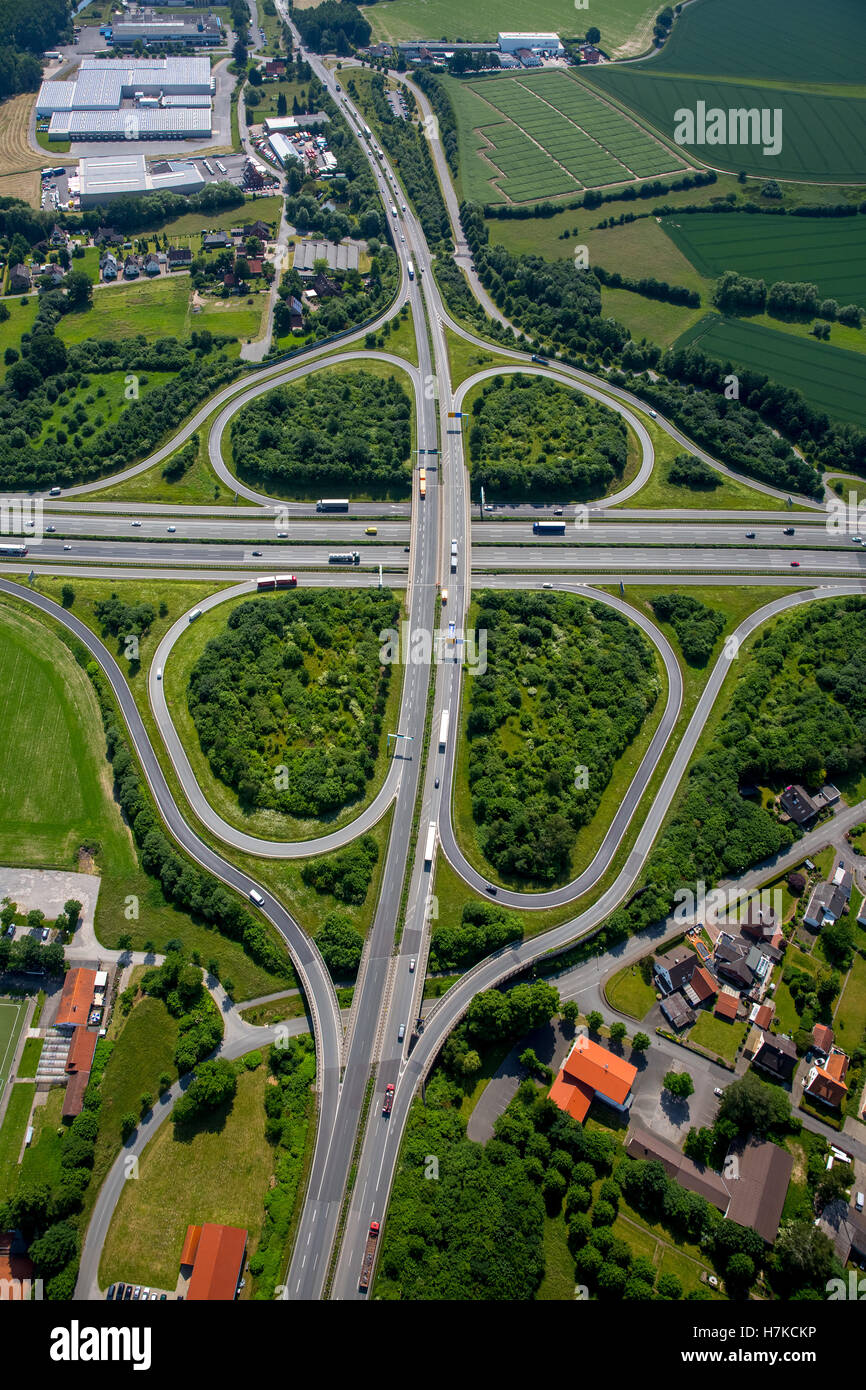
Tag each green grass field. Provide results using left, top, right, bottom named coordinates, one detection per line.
left=660, top=213, right=866, bottom=306
left=675, top=312, right=866, bottom=428
left=605, top=963, right=657, bottom=1020
left=361, top=0, right=660, bottom=58
left=835, top=953, right=866, bottom=1050
left=56, top=276, right=265, bottom=351
left=0, top=999, right=26, bottom=1089
left=0, top=1081, right=35, bottom=1202
left=99, top=1056, right=273, bottom=1292
left=688, top=1009, right=748, bottom=1063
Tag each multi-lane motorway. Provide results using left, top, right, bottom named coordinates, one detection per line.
left=8, top=11, right=863, bottom=1304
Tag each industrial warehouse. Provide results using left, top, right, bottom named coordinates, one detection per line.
left=35, top=56, right=214, bottom=142
left=73, top=153, right=205, bottom=207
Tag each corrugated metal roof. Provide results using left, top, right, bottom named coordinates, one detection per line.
left=50, top=108, right=211, bottom=138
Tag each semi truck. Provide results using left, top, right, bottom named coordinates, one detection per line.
left=257, top=575, right=298, bottom=589
left=418, top=468, right=426, bottom=499
left=438, top=709, right=449, bottom=751
left=328, top=552, right=360, bottom=564
left=450, top=541, right=457, bottom=572
left=533, top=520, right=566, bottom=534
left=382, top=1084, right=394, bottom=1117
left=316, top=498, right=349, bottom=512
left=358, top=1221, right=379, bottom=1292
left=423, top=821, right=437, bottom=868
left=407, top=261, right=414, bottom=280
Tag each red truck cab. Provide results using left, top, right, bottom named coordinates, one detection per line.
left=382, top=1084, right=394, bottom=1116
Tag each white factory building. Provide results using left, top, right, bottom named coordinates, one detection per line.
left=75, top=153, right=206, bottom=206
left=497, top=32, right=564, bottom=55
left=108, top=14, right=223, bottom=47
left=36, top=57, right=213, bottom=141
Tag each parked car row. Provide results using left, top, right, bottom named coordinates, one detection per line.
left=107, top=1283, right=168, bottom=1301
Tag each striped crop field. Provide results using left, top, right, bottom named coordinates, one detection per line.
left=660, top=213, right=866, bottom=307
left=676, top=313, right=866, bottom=428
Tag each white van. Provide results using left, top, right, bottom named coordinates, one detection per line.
left=188, top=609, right=202, bottom=623
left=156, top=668, right=162, bottom=680
left=249, top=888, right=265, bottom=907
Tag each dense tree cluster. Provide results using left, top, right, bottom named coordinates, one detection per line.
left=315, top=910, right=363, bottom=978
left=650, top=592, right=726, bottom=666
left=93, top=593, right=156, bottom=644
left=86, top=662, right=291, bottom=980
left=465, top=591, right=657, bottom=883
left=141, top=949, right=224, bottom=1072
left=230, top=371, right=411, bottom=492
left=173, top=1057, right=237, bottom=1128
left=0, top=0, right=70, bottom=100
left=0, top=934, right=65, bottom=977
left=293, top=0, right=370, bottom=53
left=483, top=170, right=718, bottom=221
left=187, top=589, right=399, bottom=818
left=596, top=595, right=866, bottom=947
left=430, top=900, right=521, bottom=972
left=666, top=451, right=721, bottom=490
left=301, top=835, right=379, bottom=904
left=467, top=374, right=628, bottom=501
left=410, top=70, right=459, bottom=173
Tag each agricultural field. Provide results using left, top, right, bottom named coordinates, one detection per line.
left=360, top=0, right=661, bottom=58
left=627, top=0, right=865, bottom=86
left=0, top=92, right=52, bottom=208
left=660, top=213, right=866, bottom=306
left=449, top=71, right=689, bottom=203
left=675, top=313, right=866, bottom=429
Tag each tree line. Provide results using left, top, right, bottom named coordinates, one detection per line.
left=714, top=271, right=863, bottom=323
left=650, top=592, right=726, bottom=666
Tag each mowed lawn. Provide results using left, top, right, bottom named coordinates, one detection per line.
left=0, top=606, right=139, bottom=872
left=688, top=1009, right=748, bottom=1064
left=361, top=0, right=660, bottom=57
left=660, top=213, right=866, bottom=307
left=835, top=953, right=866, bottom=1050
left=0, top=999, right=26, bottom=1089
left=675, top=313, right=866, bottom=429
left=605, top=963, right=657, bottom=1021
left=57, top=277, right=265, bottom=350
left=0, top=1081, right=36, bottom=1202
left=100, top=1059, right=272, bottom=1291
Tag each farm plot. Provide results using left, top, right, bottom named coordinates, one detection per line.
left=660, top=213, right=866, bottom=307
left=519, top=71, right=690, bottom=180
left=586, top=69, right=866, bottom=184
left=676, top=314, right=866, bottom=429
left=469, top=79, right=630, bottom=188
left=477, top=123, right=578, bottom=202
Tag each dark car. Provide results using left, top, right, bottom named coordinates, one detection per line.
left=783, top=527, right=795, bottom=535
left=107, top=1284, right=116, bottom=1300
left=252, top=550, right=262, bottom=556
left=745, top=531, right=755, bottom=539
left=123, top=1285, right=133, bottom=1301
left=485, top=882, right=497, bottom=895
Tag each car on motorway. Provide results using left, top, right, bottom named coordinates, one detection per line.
left=745, top=531, right=755, bottom=539
left=63, top=544, right=71, bottom=551
left=249, top=888, right=265, bottom=907
left=542, top=582, right=553, bottom=589
left=252, top=550, right=262, bottom=556
left=649, top=410, right=657, bottom=418
left=553, top=507, right=563, bottom=516
left=167, top=525, right=176, bottom=533
left=852, top=534, right=863, bottom=543
left=365, top=527, right=377, bottom=535
left=132, top=520, right=141, bottom=526
left=46, top=524, right=55, bottom=533
left=486, top=882, right=497, bottom=895
left=156, top=667, right=162, bottom=680
left=397, top=1023, right=405, bottom=1041
left=484, top=503, right=493, bottom=511
left=403, top=545, right=410, bottom=552
left=790, top=560, right=800, bottom=567
left=277, top=531, right=288, bottom=538
left=783, top=527, right=795, bottom=535
left=409, top=959, right=416, bottom=972
left=434, top=776, right=439, bottom=788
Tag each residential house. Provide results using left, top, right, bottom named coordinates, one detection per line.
left=311, top=271, right=340, bottom=298
left=242, top=220, right=271, bottom=241
left=264, top=59, right=286, bottom=77
left=49, top=224, right=67, bottom=247
left=779, top=784, right=819, bottom=826
left=246, top=258, right=264, bottom=276
left=819, top=1201, right=866, bottom=1266
left=653, top=946, right=698, bottom=996
left=580, top=44, right=602, bottom=63
left=123, top=257, right=140, bottom=280
left=752, top=1032, right=798, bottom=1081
left=660, top=994, right=695, bottom=1030
left=804, top=864, right=852, bottom=929
left=714, top=933, right=755, bottom=990
left=168, top=246, right=192, bottom=267
left=804, top=1047, right=849, bottom=1109
left=625, top=1127, right=793, bottom=1244
left=740, top=899, right=781, bottom=946
left=548, top=1034, right=637, bottom=1123
left=203, top=231, right=230, bottom=251
left=144, top=254, right=161, bottom=277
left=100, top=252, right=118, bottom=280
left=812, top=1022, right=834, bottom=1055
left=684, top=965, right=718, bottom=1007
left=715, top=990, right=740, bottom=1021
left=42, top=264, right=64, bottom=286
left=751, top=1001, right=774, bottom=1031
left=289, top=293, right=304, bottom=332
left=94, top=226, right=123, bottom=247
left=9, top=264, right=31, bottom=293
